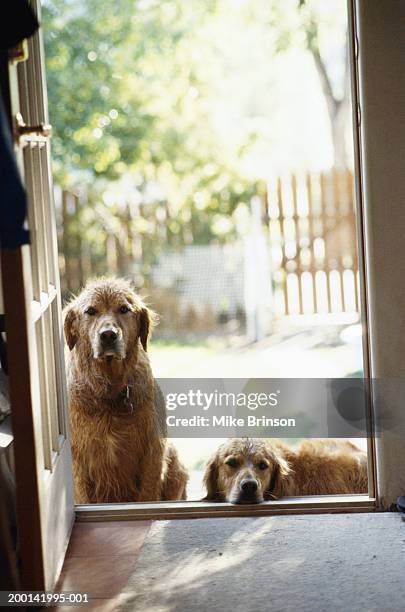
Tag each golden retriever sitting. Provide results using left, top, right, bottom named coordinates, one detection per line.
left=64, top=277, right=188, bottom=504
left=203, top=438, right=367, bottom=504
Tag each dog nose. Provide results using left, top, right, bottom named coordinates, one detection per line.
left=240, top=479, right=258, bottom=494
left=100, top=329, right=118, bottom=344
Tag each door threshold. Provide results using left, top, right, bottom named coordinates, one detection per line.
left=75, top=495, right=377, bottom=521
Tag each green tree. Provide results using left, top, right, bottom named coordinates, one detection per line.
left=43, top=0, right=258, bottom=252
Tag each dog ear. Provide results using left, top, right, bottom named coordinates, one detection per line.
left=139, top=306, right=157, bottom=352
left=203, top=455, right=220, bottom=501
left=64, top=306, right=78, bottom=351
left=265, top=453, right=291, bottom=500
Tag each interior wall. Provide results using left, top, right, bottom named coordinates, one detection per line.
left=355, top=0, right=405, bottom=507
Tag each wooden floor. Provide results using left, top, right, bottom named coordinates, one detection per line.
left=51, top=521, right=152, bottom=611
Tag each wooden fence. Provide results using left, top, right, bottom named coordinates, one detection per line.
left=56, top=168, right=360, bottom=317
left=56, top=188, right=183, bottom=296
left=57, top=190, right=142, bottom=294
left=265, top=168, right=360, bottom=316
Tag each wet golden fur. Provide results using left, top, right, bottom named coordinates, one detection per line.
left=64, top=277, right=188, bottom=503
left=203, top=438, right=368, bottom=504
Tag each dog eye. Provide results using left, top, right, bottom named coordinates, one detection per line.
left=119, top=306, right=130, bottom=314
left=85, top=307, right=97, bottom=316
left=225, top=458, right=239, bottom=468
left=257, top=462, right=268, bottom=470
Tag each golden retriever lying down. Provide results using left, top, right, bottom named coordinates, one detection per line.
left=203, top=438, right=367, bottom=504
left=64, top=277, right=188, bottom=504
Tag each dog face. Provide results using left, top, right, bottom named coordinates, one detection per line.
left=64, top=278, right=154, bottom=361
left=203, top=438, right=291, bottom=504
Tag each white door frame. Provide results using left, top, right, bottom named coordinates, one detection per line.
left=6, top=0, right=405, bottom=566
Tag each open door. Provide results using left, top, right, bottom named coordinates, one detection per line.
left=0, top=0, right=74, bottom=590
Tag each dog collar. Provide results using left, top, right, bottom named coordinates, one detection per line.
left=120, top=384, right=134, bottom=414
left=104, top=381, right=134, bottom=415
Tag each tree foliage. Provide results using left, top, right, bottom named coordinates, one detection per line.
left=44, top=0, right=262, bottom=249
left=43, top=0, right=349, bottom=260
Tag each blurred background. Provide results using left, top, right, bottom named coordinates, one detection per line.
left=43, top=0, right=365, bottom=499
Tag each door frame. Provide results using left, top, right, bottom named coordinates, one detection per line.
left=75, top=495, right=375, bottom=522
left=350, top=0, right=405, bottom=508
left=8, top=0, right=405, bottom=583
left=75, top=0, right=381, bottom=522
left=347, top=0, right=378, bottom=506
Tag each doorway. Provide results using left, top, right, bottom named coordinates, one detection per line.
left=41, top=0, right=371, bottom=502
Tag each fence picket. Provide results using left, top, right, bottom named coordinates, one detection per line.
left=291, top=174, right=303, bottom=314
left=306, top=173, right=318, bottom=313
left=277, top=176, right=289, bottom=314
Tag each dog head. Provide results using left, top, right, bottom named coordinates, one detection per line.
left=203, top=438, right=291, bottom=504
left=63, top=278, right=155, bottom=362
